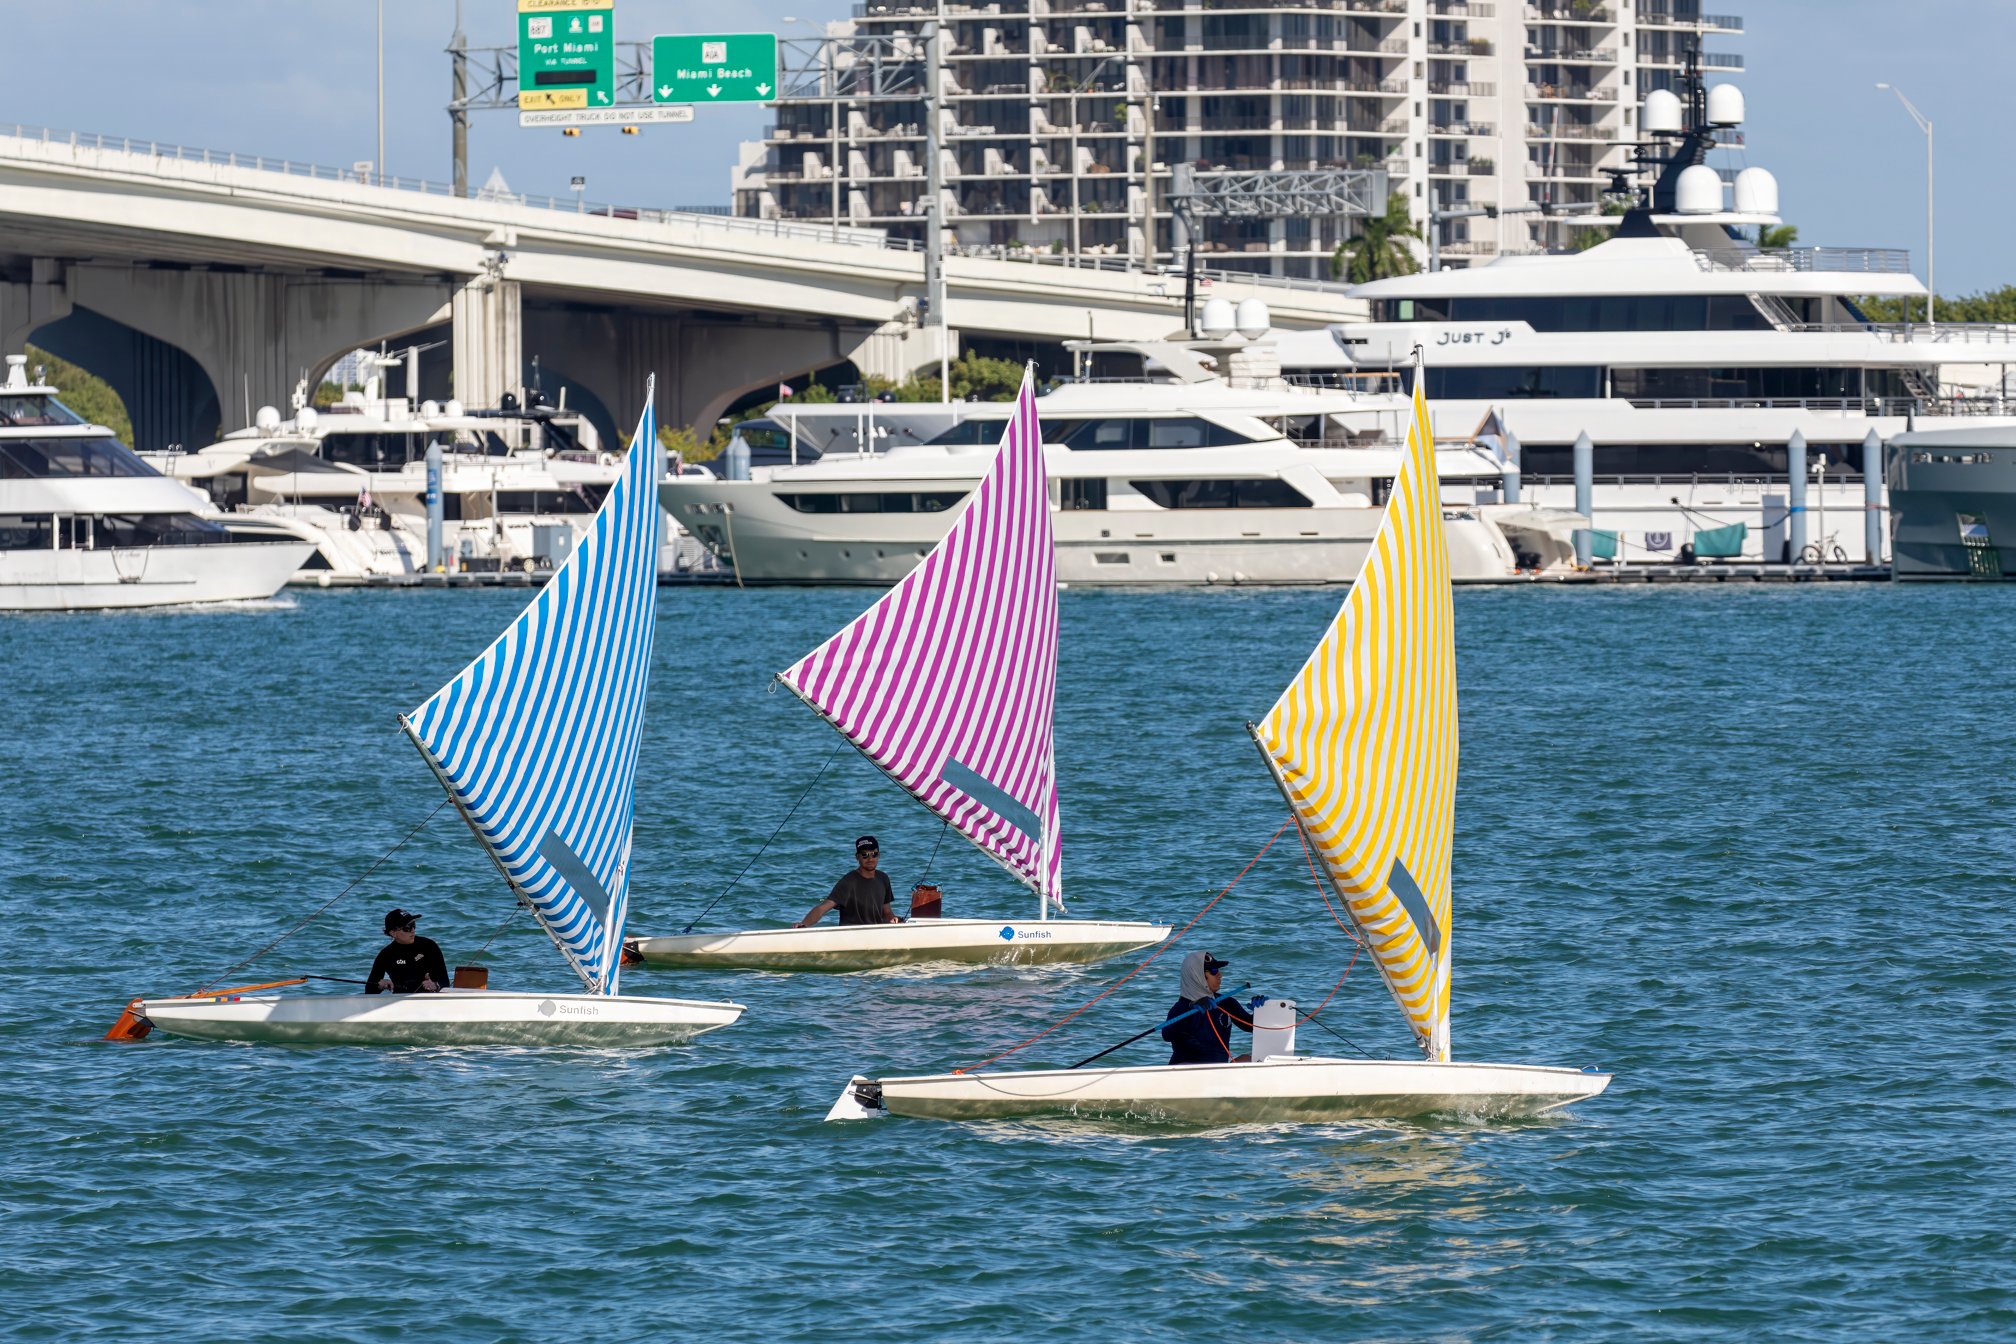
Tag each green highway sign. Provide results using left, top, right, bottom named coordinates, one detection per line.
left=651, top=33, right=779, bottom=104
left=518, top=0, right=615, bottom=111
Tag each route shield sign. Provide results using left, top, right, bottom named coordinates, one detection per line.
left=651, top=33, right=779, bottom=104
left=518, top=0, right=615, bottom=111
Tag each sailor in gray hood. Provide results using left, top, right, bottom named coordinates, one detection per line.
left=1162, top=949, right=1259, bottom=1065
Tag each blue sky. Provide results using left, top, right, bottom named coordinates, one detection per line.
left=3, top=0, right=2009, bottom=292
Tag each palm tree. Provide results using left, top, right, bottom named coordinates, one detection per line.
left=1330, top=194, right=1423, bottom=283
left=1758, top=223, right=1798, bottom=250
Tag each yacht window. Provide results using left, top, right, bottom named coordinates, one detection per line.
left=0, top=395, right=85, bottom=428
left=1130, top=478, right=1312, bottom=509
left=320, top=432, right=432, bottom=469
left=777, top=490, right=970, bottom=514
left=1426, top=366, right=1603, bottom=399
left=1061, top=417, right=1257, bottom=451
left=494, top=486, right=610, bottom=515
left=925, top=419, right=1011, bottom=446
left=89, top=514, right=234, bottom=547
left=1610, top=366, right=1907, bottom=402
left=0, top=436, right=156, bottom=479
left=0, top=515, right=55, bottom=550
left=1059, top=478, right=1108, bottom=510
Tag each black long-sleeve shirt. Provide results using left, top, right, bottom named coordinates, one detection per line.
left=366, top=935, right=449, bottom=993
left=1162, top=992, right=1258, bottom=1065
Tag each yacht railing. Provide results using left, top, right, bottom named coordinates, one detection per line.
left=1625, top=395, right=2016, bottom=416
left=1692, top=246, right=1912, bottom=274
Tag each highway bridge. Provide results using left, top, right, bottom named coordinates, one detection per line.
left=0, top=125, right=1362, bottom=448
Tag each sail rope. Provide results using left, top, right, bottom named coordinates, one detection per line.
left=953, top=817, right=1293, bottom=1075
left=192, top=798, right=452, bottom=993
left=476, top=900, right=526, bottom=954
left=679, top=737, right=846, bottom=933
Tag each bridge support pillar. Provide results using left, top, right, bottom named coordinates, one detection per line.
left=43, top=263, right=450, bottom=445
left=452, top=277, right=522, bottom=411
left=0, top=258, right=72, bottom=355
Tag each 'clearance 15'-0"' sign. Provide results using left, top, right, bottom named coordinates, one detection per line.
left=517, top=0, right=615, bottom=111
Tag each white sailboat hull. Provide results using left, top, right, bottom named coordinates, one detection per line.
left=137, top=988, right=746, bottom=1046
left=629, top=918, right=1170, bottom=972
left=863, top=1056, right=1611, bottom=1124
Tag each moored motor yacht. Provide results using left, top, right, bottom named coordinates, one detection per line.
left=1281, top=59, right=2016, bottom=564
left=663, top=336, right=1578, bottom=585
left=0, top=354, right=310, bottom=611
left=143, top=387, right=631, bottom=581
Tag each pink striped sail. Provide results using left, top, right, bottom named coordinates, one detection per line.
left=779, top=368, right=1063, bottom=908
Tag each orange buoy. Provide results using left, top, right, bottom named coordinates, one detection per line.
left=104, top=998, right=153, bottom=1042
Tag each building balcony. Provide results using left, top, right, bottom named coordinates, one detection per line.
left=1429, top=121, right=1498, bottom=137
left=1427, top=81, right=1496, bottom=97
left=1527, top=4, right=1616, bottom=24
left=1524, top=122, right=1614, bottom=139
left=1526, top=45, right=1618, bottom=63
left=1528, top=83, right=1619, bottom=102
left=1428, top=39, right=1496, bottom=56
left=1429, top=1, right=1497, bottom=15
left=1637, top=9, right=1744, bottom=32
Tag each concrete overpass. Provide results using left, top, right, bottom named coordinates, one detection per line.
left=0, top=124, right=1364, bottom=448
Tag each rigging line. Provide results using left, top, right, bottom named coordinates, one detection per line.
left=1298, top=1008, right=1377, bottom=1061
left=192, top=798, right=452, bottom=994
left=955, top=816, right=1294, bottom=1075
left=920, top=816, right=950, bottom=885
left=680, top=736, right=846, bottom=933
left=477, top=899, right=527, bottom=954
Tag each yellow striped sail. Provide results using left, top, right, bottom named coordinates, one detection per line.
left=1254, top=373, right=1457, bottom=1060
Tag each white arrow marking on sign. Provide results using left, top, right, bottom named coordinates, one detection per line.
left=757, top=84, right=771, bottom=96
left=707, top=84, right=722, bottom=97
left=596, top=91, right=609, bottom=104
left=657, top=84, right=673, bottom=98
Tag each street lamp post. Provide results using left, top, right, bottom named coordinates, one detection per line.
left=1877, top=82, right=1933, bottom=329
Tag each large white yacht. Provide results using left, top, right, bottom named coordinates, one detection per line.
left=144, top=385, right=628, bottom=581
left=1279, top=63, right=2016, bottom=564
left=661, top=337, right=1580, bottom=585
left=0, top=355, right=310, bottom=611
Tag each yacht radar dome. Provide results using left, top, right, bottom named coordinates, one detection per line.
left=1706, top=83, right=1745, bottom=127
left=254, top=405, right=282, bottom=432
left=1674, top=163, right=1723, bottom=214
left=1198, top=297, right=1236, bottom=340
left=1234, top=298, right=1272, bottom=340
left=1732, top=165, right=1779, bottom=216
left=1643, top=89, right=1684, bottom=135
left=294, top=406, right=319, bottom=432
left=420, top=400, right=441, bottom=417
left=444, top=400, right=464, bottom=418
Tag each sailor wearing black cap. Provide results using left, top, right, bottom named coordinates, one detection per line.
left=797, top=836, right=900, bottom=928
left=366, top=908, right=450, bottom=994
left=1162, top=950, right=1259, bottom=1065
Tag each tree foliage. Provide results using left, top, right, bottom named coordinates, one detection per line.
left=1758, top=223, right=1798, bottom=250
left=1331, top=194, right=1422, bottom=283
left=1859, top=285, right=2016, bottom=325
left=25, top=344, right=133, bottom=446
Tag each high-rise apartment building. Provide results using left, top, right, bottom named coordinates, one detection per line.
left=733, top=1, right=1742, bottom=277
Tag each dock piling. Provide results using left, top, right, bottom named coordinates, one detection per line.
left=1862, top=428, right=1883, bottom=563
left=425, top=440, right=444, bottom=572
left=1786, top=430, right=1808, bottom=561
left=1572, top=431, right=1593, bottom=567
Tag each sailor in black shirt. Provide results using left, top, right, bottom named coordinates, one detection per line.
left=367, top=907, right=449, bottom=993
left=798, top=835, right=900, bottom=927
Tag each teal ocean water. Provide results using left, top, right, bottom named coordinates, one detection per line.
left=4, top=585, right=2012, bottom=1341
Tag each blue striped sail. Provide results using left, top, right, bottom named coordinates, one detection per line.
left=401, top=384, right=661, bottom=995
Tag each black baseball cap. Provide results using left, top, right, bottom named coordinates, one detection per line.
left=384, top=907, right=420, bottom=933
left=855, top=835, right=879, bottom=853
left=1203, top=954, right=1230, bottom=973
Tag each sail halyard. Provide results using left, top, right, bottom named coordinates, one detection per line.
left=1253, top=370, right=1457, bottom=1059
left=778, top=369, right=1064, bottom=915
left=401, top=383, right=662, bottom=996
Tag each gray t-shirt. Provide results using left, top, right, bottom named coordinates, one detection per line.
left=826, top=870, right=895, bottom=925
